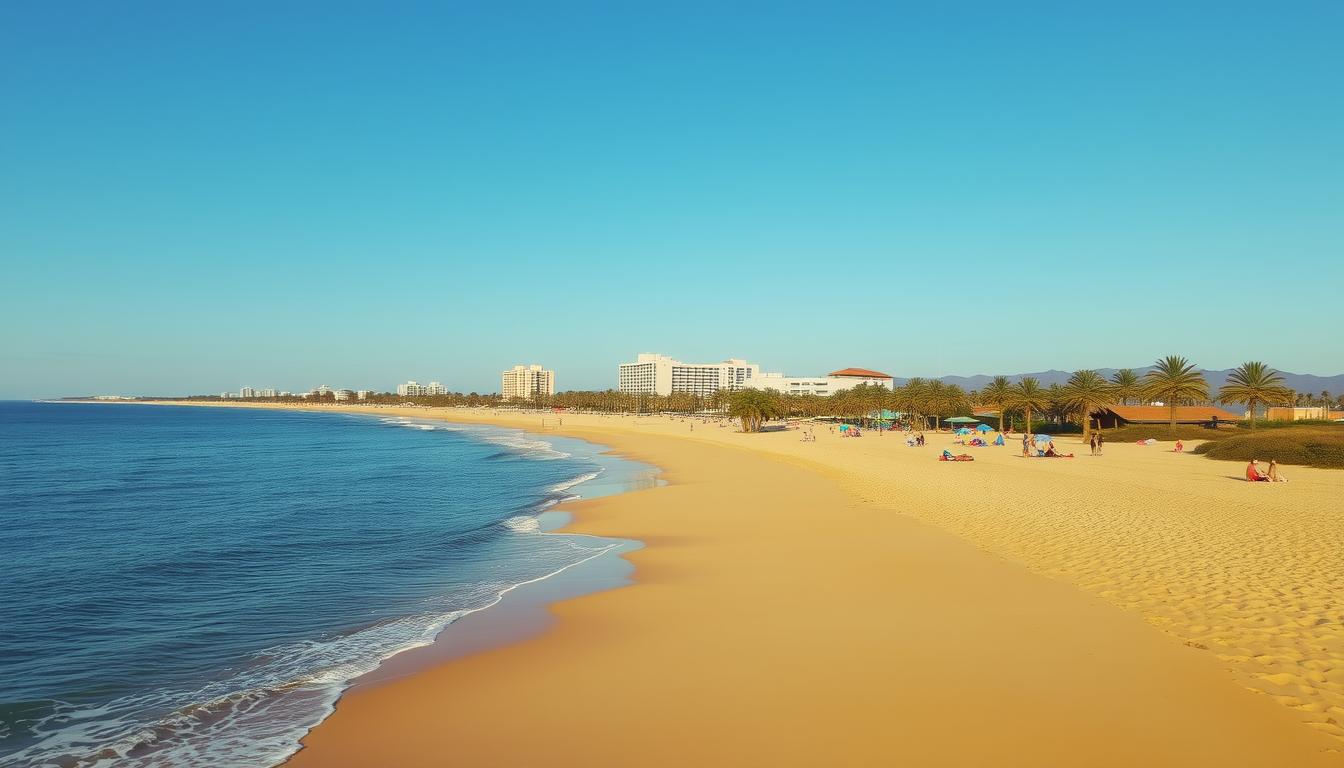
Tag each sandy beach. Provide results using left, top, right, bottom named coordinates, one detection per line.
left=164, top=403, right=1344, bottom=765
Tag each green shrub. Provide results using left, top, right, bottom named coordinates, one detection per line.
left=1191, top=428, right=1344, bottom=469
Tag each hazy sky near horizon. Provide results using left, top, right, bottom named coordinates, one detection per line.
left=2, top=2, right=1341, bottom=398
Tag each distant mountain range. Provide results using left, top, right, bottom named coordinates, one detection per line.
left=891, top=368, right=1344, bottom=411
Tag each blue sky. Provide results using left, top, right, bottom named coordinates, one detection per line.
left=2, top=2, right=1341, bottom=398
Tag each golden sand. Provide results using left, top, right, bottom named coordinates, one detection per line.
left=154, top=403, right=1344, bottom=764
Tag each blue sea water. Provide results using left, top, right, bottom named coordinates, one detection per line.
left=0, top=402, right=656, bottom=767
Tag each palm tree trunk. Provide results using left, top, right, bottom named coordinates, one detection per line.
left=1248, top=398, right=1257, bottom=431
left=1169, top=401, right=1177, bottom=429
left=998, top=409, right=1004, bottom=433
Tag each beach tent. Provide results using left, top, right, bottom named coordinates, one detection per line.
left=1034, top=434, right=1053, bottom=444
left=975, top=424, right=992, bottom=433
left=945, top=416, right=979, bottom=424
left=955, top=427, right=972, bottom=435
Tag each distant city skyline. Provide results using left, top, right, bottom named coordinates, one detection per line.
left=2, top=3, right=1341, bottom=400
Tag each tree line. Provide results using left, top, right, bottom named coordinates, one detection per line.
left=181, top=357, right=1333, bottom=436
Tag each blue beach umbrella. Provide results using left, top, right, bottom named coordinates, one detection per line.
left=955, top=427, right=972, bottom=435
left=976, top=423, right=992, bottom=433
left=1034, top=434, right=1053, bottom=444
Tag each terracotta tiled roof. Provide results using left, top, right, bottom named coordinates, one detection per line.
left=1095, top=405, right=1234, bottom=423
left=829, top=367, right=893, bottom=379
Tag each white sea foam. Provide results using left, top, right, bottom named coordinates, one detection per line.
left=7, top=539, right=623, bottom=768
left=549, top=470, right=601, bottom=494
left=503, top=516, right=541, bottom=533
left=380, top=418, right=571, bottom=459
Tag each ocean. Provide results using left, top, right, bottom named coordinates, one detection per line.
left=0, top=402, right=656, bottom=767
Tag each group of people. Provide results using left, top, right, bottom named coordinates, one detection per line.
left=905, top=432, right=927, bottom=447
left=1020, top=434, right=1073, bottom=458
left=1088, top=432, right=1105, bottom=455
left=1246, top=459, right=1287, bottom=482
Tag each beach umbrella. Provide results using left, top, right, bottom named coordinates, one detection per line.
left=945, top=416, right=978, bottom=424
left=1034, top=434, right=1053, bottom=444
left=975, top=423, right=992, bottom=433
left=955, top=427, right=971, bottom=435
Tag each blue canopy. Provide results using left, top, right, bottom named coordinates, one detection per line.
left=1034, top=434, right=1053, bottom=443
left=975, top=424, right=992, bottom=432
left=955, top=427, right=972, bottom=435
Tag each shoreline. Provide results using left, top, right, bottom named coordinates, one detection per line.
left=130, top=400, right=1344, bottom=766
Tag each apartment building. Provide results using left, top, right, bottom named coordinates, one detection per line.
left=501, top=364, right=556, bottom=400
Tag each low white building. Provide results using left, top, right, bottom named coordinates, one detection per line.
left=397, top=380, right=447, bottom=397
left=618, top=353, right=761, bottom=397
left=502, top=364, right=555, bottom=400
left=745, top=367, right=895, bottom=396
left=356, top=390, right=372, bottom=400
left=333, top=389, right=354, bottom=401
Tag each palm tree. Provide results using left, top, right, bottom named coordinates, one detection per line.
left=727, top=388, right=783, bottom=433
left=1008, top=377, right=1049, bottom=442
left=1142, top=356, right=1209, bottom=429
left=1217, top=361, right=1292, bottom=430
left=896, top=378, right=929, bottom=429
left=1045, top=383, right=1068, bottom=425
left=980, top=375, right=1013, bottom=432
left=1110, top=368, right=1141, bottom=406
left=923, top=380, right=963, bottom=430
left=1064, top=370, right=1113, bottom=442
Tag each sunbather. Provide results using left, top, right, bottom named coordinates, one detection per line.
left=1267, top=459, right=1287, bottom=482
left=1246, top=459, right=1270, bottom=482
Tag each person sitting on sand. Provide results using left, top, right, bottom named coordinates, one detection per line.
left=1174, top=440, right=1184, bottom=453
left=1246, top=459, right=1270, bottom=482
left=1268, top=459, right=1287, bottom=482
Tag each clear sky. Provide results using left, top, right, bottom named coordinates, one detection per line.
left=2, top=2, right=1341, bottom=398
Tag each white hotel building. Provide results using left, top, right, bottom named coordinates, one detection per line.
left=617, top=353, right=761, bottom=397
left=744, top=367, right=895, bottom=396
left=501, top=364, right=555, bottom=400
left=397, top=381, right=447, bottom=397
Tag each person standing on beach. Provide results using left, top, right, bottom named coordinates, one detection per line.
left=1089, top=433, right=1098, bottom=455
left=1022, top=434, right=1031, bottom=457
left=1096, top=433, right=1103, bottom=455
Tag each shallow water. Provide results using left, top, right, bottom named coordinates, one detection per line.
left=0, top=402, right=657, bottom=767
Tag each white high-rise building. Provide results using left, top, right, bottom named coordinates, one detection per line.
left=356, top=390, right=372, bottom=400
left=617, top=353, right=760, bottom=397
left=239, top=387, right=256, bottom=398
left=260, top=388, right=277, bottom=398
left=502, top=364, right=555, bottom=401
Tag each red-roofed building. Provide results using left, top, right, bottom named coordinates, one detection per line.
left=828, top=367, right=894, bottom=380
left=1090, top=405, right=1237, bottom=428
